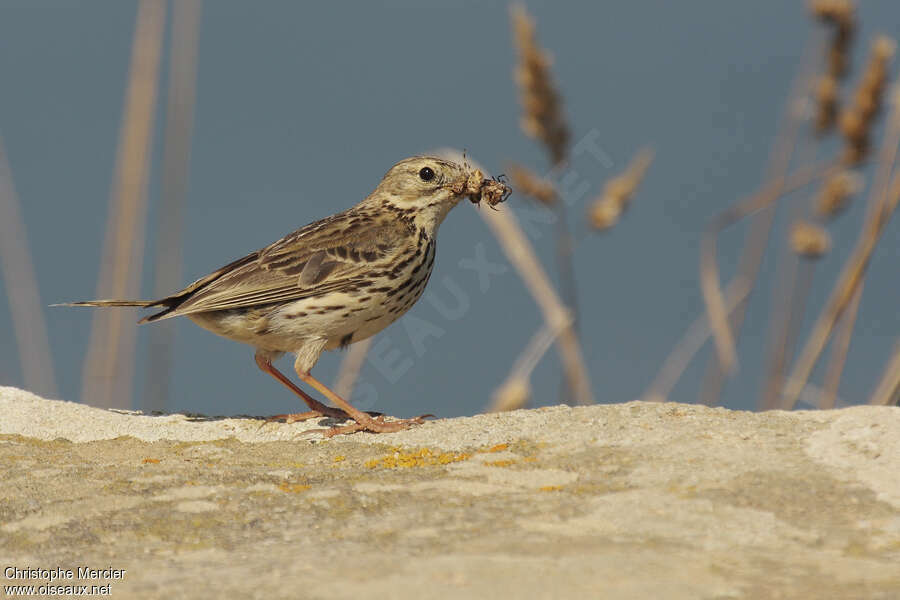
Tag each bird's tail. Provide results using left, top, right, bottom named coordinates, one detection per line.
left=53, top=299, right=155, bottom=308
left=53, top=298, right=181, bottom=323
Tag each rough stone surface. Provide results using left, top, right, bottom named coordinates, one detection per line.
left=1, top=385, right=899, bottom=599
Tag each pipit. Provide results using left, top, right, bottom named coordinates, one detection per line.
left=65, top=155, right=511, bottom=437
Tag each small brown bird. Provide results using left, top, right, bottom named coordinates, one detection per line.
left=66, top=155, right=510, bottom=436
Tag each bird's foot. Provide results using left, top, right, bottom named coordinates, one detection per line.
left=260, top=406, right=350, bottom=429
left=260, top=407, right=387, bottom=430
left=320, top=414, right=434, bottom=438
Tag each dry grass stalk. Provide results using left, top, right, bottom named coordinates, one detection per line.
left=820, top=281, right=861, bottom=409
left=643, top=278, right=750, bottom=404
left=490, top=377, right=531, bottom=413
left=760, top=248, right=816, bottom=410
left=757, top=64, right=842, bottom=411
left=699, top=161, right=828, bottom=381
left=551, top=208, right=579, bottom=406
left=488, top=316, right=568, bottom=412
left=81, top=0, right=166, bottom=409
left=699, top=36, right=817, bottom=405
left=861, top=80, right=900, bottom=224
left=145, top=0, right=203, bottom=412
left=868, top=340, right=900, bottom=406
left=815, top=170, right=860, bottom=217
left=511, top=5, right=569, bottom=166
left=478, top=200, right=593, bottom=406
left=588, top=148, right=654, bottom=230
left=510, top=6, right=581, bottom=404
left=479, top=203, right=593, bottom=405
left=839, top=36, right=894, bottom=164
left=0, top=136, right=58, bottom=398
left=757, top=65, right=831, bottom=411
left=436, top=147, right=593, bottom=405
left=810, top=0, right=855, bottom=132
left=333, top=337, right=373, bottom=401
left=789, top=220, right=832, bottom=257
left=783, top=378, right=848, bottom=408
left=507, top=163, right=557, bottom=206
left=814, top=75, right=840, bottom=133
left=782, top=168, right=900, bottom=409
left=811, top=80, right=900, bottom=409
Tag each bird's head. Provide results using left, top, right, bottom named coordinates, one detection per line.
left=368, top=155, right=502, bottom=232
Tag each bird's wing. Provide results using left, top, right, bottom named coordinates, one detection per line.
left=145, top=213, right=410, bottom=321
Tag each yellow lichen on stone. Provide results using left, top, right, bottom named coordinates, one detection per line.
left=142, top=458, right=160, bottom=464
left=277, top=482, right=311, bottom=493
left=538, top=485, right=563, bottom=492
left=485, top=443, right=509, bottom=453
left=333, top=455, right=346, bottom=463
left=364, top=447, right=471, bottom=469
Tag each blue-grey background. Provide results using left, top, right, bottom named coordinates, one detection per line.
left=1, top=1, right=898, bottom=417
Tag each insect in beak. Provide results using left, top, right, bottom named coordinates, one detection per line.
left=470, top=174, right=511, bottom=210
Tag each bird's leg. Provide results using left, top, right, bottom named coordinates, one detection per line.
left=254, top=352, right=351, bottom=422
left=294, top=367, right=427, bottom=437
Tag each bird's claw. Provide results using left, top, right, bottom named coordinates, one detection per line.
left=318, top=414, right=432, bottom=438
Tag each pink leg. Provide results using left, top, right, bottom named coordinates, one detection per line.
left=295, top=369, right=429, bottom=437
left=254, top=353, right=350, bottom=422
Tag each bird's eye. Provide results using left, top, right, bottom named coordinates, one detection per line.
left=418, top=167, right=435, bottom=182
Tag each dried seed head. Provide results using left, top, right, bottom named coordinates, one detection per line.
left=588, top=198, right=624, bottom=230
left=815, top=75, right=839, bottom=132
left=839, top=36, right=895, bottom=164
left=511, top=5, right=570, bottom=166
left=872, top=35, right=896, bottom=62
left=790, top=220, right=832, bottom=258
left=811, top=0, right=856, bottom=80
left=838, top=110, right=868, bottom=163
left=587, top=148, right=654, bottom=231
left=815, top=170, right=861, bottom=218
left=508, top=163, right=557, bottom=206
left=490, top=377, right=531, bottom=412
left=810, top=0, right=855, bottom=27
left=838, top=109, right=865, bottom=141
left=827, top=45, right=849, bottom=80
left=854, top=37, right=894, bottom=107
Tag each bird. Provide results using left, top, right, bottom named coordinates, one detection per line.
left=64, top=155, right=511, bottom=437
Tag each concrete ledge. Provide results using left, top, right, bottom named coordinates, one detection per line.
left=2, top=386, right=899, bottom=599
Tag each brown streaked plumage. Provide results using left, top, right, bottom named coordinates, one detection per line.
left=63, top=155, right=510, bottom=436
